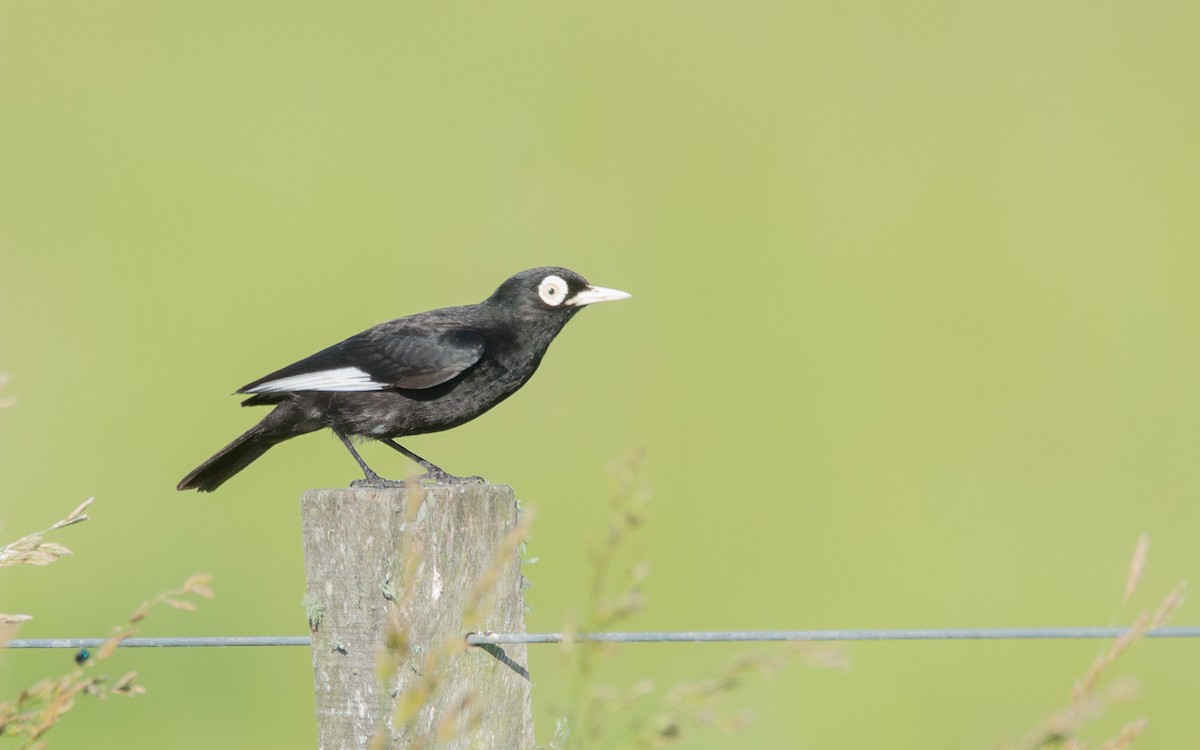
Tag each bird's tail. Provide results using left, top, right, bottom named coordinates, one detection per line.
left=178, top=425, right=279, bottom=492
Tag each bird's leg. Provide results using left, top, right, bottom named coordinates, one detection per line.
left=334, top=429, right=406, bottom=488
left=381, top=439, right=485, bottom=485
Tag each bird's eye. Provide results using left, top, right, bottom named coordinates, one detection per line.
left=538, top=275, right=569, bottom=306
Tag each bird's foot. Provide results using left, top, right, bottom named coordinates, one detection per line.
left=415, top=467, right=486, bottom=485
left=350, top=477, right=411, bottom=489
left=350, top=468, right=409, bottom=489
left=350, top=467, right=485, bottom=488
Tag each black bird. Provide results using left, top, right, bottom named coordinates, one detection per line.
left=177, top=267, right=629, bottom=492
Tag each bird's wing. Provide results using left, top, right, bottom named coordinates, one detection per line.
left=238, top=327, right=486, bottom=393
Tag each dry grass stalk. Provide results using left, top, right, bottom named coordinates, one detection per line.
left=0, top=498, right=93, bottom=570
left=463, top=506, right=535, bottom=625
left=371, top=483, right=533, bottom=750
left=0, top=373, right=15, bottom=410
left=1010, top=534, right=1185, bottom=750
left=1097, top=718, right=1148, bottom=750
left=551, top=449, right=848, bottom=749
left=1121, top=535, right=1150, bottom=607
left=1, top=498, right=96, bottom=638
left=0, top=573, right=213, bottom=745
left=1, top=387, right=214, bottom=743
left=1148, top=581, right=1185, bottom=628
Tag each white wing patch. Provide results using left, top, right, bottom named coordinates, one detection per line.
left=244, top=366, right=386, bottom=393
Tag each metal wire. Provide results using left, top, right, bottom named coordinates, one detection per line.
left=6, top=627, right=1200, bottom=650
left=466, top=626, right=1200, bottom=644
left=5, top=636, right=310, bottom=649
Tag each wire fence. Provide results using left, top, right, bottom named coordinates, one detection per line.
left=7, top=626, right=1200, bottom=650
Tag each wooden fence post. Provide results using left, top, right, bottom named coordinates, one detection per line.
left=300, top=484, right=533, bottom=749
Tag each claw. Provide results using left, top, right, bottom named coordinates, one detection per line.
left=416, top=468, right=486, bottom=485
left=349, top=476, right=411, bottom=489
left=349, top=468, right=409, bottom=489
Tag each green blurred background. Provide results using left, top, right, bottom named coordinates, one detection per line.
left=3, top=1, right=1199, bottom=747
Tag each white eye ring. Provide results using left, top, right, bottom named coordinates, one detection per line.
left=537, top=275, right=569, bottom=306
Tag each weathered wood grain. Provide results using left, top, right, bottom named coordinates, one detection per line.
left=301, top=484, right=532, bottom=749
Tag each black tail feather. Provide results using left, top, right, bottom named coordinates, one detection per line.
left=178, top=426, right=277, bottom=492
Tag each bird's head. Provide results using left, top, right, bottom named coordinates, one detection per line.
left=487, top=267, right=631, bottom=322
